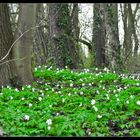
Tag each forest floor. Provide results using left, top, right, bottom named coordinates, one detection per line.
left=0, top=66, right=140, bottom=136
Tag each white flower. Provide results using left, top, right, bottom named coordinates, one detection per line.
left=97, top=115, right=102, bottom=119
left=80, top=92, right=84, bottom=95
left=27, top=85, right=31, bottom=88
left=41, top=93, right=44, bottom=96
left=89, top=83, right=92, bottom=86
left=46, top=119, right=52, bottom=125
left=15, top=88, right=19, bottom=92
left=93, top=106, right=98, bottom=112
left=126, top=100, right=129, bottom=104
left=40, top=90, right=43, bottom=93
left=24, top=115, right=30, bottom=121
left=38, top=65, right=41, bottom=68
left=21, top=97, right=25, bottom=100
left=58, top=91, right=61, bottom=94
left=68, top=93, right=71, bottom=96
left=82, top=83, right=85, bottom=86
left=10, top=96, right=13, bottom=100
left=70, top=83, right=73, bottom=87
left=115, top=94, right=118, bottom=97
left=34, top=67, right=37, bottom=71
left=52, top=88, right=55, bottom=92
left=48, top=126, right=51, bottom=130
left=136, top=100, right=140, bottom=105
left=79, top=103, right=82, bottom=107
left=22, top=87, right=24, bottom=90
left=96, top=90, right=100, bottom=94
left=95, top=68, right=98, bottom=71
left=107, top=96, right=110, bottom=100
left=130, top=95, right=134, bottom=99
left=91, top=99, right=96, bottom=105
left=29, top=103, right=32, bottom=107
left=117, top=98, right=120, bottom=101
left=136, top=83, right=139, bottom=86
left=38, top=97, right=42, bottom=101
left=32, top=88, right=35, bottom=92
left=49, top=105, right=52, bottom=108
left=0, top=93, right=3, bottom=95
left=62, top=98, right=65, bottom=103
left=45, top=88, right=48, bottom=91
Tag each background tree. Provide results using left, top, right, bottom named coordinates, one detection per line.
left=12, top=3, right=36, bottom=85
left=47, top=3, right=80, bottom=69
left=93, top=3, right=106, bottom=67
left=0, top=4, right=14, bottom=86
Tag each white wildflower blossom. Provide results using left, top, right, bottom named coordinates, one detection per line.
left=46, top=119, right=52, bottom=125
left=52, top=88, right=55, bottom=92
left=34, top=67, right=37, bottom=71
left=95, top=68, right=98, bottom=71
left=136, top=100, right=140, bottom=105
left=41, top=93, right=44, bottom=96
left=29, top=103, right=32, bottom=107
left=0, top=93, right=3, bottom=95
left=82, top=83, right=85, bottom=86
left=115, top=94, right=118, bottom=97
left=48, top=126, right=51, bottom=130
left=62, top=98, right=65, bottom=103
left=22, top=87, right=24, bottom=90
left=38, top=97, right=42, bottom=101
left=24, top=115, right=30, bottom=121
left=21, top=97, right=25, bottom=100
left=117, top=98, right=120, bottom=101
left=56, top=113, right=60, bottom=116
left=38, top=65, right=41, bottom=68
left=93, top=106, right=98, bottom=112
left=15, top=88, right=19, bottom=92
left=27, top=85, right=31, bottom=88
left=32, top=88, right=35, bottom=92
left=89, top=83, right=92, bottom=86
left=126, top=100, right=129, bottom=104
left=49, top=105, right=52, bottom=108
left=136, top=83, right=139, bottom=86
left=68, top=93, right=71, bottom=96
left=130, top=95, right=134, bottom=99
left=10, top=96, right=13, bottom=100
left=79, top=103, right=82, bottom=107
left=70, top=83, right=73, bottom=87
left=80, top=92, right=84, bottom=95
left=96, top=90, right=100, bottom=94
left=97, top=115, right=102, bottom=119
left=91, top=99, right=96, bottom=105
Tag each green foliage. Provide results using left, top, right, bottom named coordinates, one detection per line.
left=0, top=66, right=140, bottom=136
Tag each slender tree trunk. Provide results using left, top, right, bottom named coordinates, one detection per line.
left=0, top=4, right=13, bottom=86
left=33, top=3, right=47, bottom=67
left=93, top=3, right=106, bottom=67
left=104, top=3, right=122, bottom=72
left=12, top=3, right=36, bottom=85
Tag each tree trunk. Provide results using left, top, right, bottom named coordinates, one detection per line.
left=0, top=4, right=13, bottom=86
left=93, top=3, right=106, bottom=67
left=104, top=3, right=123, bottom=72
left=12, top=3, right=36, bottom=85
left=48, top=3, right=79, bottom=69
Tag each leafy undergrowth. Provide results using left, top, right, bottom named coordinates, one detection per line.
left=0, top=66, right=140, bottom=136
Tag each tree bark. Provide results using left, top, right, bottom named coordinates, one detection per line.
left=0, top=4, right=14, bottom=86
left=93, top=3, right=106, bottom=67
left=12, top=3, right=36, bottom=85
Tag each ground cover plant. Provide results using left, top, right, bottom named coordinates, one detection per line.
left=0, top=66, right=140, bottom=136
